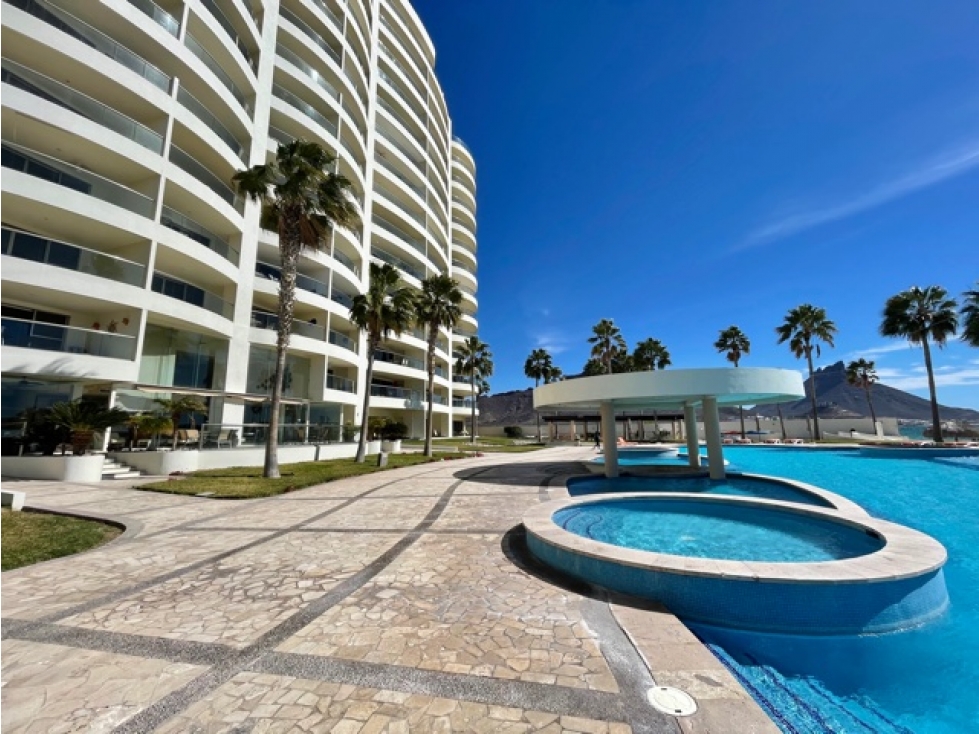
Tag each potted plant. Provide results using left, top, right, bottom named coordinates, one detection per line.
left=381, top=420, right=408, bottom=453
left=154, top=396, right=207, bottom=450
left=366, top=415, right=387, bottom=455
left=48, top=400, right=130, bottom=456
left=127, top=412, right=173, bottom=450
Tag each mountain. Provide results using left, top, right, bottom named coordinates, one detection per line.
left=478, top=363, right=979, bottom=426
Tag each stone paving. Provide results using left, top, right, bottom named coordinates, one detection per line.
left=1, top=448, right=778, bottom=733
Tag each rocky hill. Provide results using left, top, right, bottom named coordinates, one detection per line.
left=479, top=363, right=979, bottom=425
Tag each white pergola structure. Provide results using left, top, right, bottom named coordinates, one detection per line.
left=534, top=369, right=806, bottom=479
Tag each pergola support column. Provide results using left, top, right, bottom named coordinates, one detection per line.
left=684, top=403, right=700, bottom=468
left=600, top=401, right=619, bottom=478
left=703, top=396, right=725, bottom=479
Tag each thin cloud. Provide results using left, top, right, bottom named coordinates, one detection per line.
left=532, top=330, right=573, bottom=355
left=843, top=343, right=913, bottom=360
left=880, top=367, right=979, bottom=391
left=736, top=140, right=979, bottom=250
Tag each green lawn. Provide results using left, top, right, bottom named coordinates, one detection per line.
left=138, top=453, right=453, bottom=499
left=402, top=437, right=545, bottom=453
left=1, top=509, right=122, bottom=571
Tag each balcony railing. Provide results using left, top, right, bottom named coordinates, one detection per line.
left=280, top=8, right=342, bottom=65
left=169, top=145, right=242, bottom=209
left=374, top=182, right=425, bottom=228
left=328, top=330, right=357, bottom=353
left=375, top=125, right=424, bottom=168
left=452, top=260, right=476, bottom=276
left=332, top=247, right=359, bottom=275
left=2, top=143, right=156, bottom=218
left=1, top=60, right=164, bottom=154
left=326, top=374, right=355, bottom=393
left=453, top=398, right=474, bottom=408
left=377, top=42, right=426, bottom=101
left=371, top=247, right=423, bottom=281
left=1, top=317, right=136, bottom=359
left=374, top=155, right=424, bottom=198
left=373, top=215, right=426, bottom=257
left=176, top=86, right=246, bottom=160
left=255, top=261, right=329, bottom=298
left=331, top=288, right=354, bottom=308
left=199, top=0, right=254, bottom=65
left=2, top=227, right=146, bottom=287
left=276, top=44, right=339, bottom=102
left=152, top=272, right=233, bottom=318
left=410, top=328, right=448, bottom=353
left=272, top=84, right=338, bottom=137
left=184, top=32, right=249, bottom=109
left=374, top=349, right=446, bottom=377
left=10, top=0, right=171, bottom=91
left=377, top=68, right=425, bottom=123
left=126, top=0, right=179, bottom=35
left=160, top=206, right=239, bottom=265
left=250, top=310, right=325, bottom=340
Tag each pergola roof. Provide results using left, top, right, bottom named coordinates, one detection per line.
left=534, top=368, right=806, bottom=412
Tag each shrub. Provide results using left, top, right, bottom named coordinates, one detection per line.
left=503, top=426, right=524, bottom=438
left=381, top=420, right=409, bottom=440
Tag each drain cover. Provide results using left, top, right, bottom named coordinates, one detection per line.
left=647, top=686, right=697, bottom=716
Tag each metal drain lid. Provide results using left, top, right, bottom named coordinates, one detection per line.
left=647, top=686, right=697, bottom=716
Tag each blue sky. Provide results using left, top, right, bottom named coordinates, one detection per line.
left=413, top=0, right=979, bottom=409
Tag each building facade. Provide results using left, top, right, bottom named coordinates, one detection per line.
left=1, top=0, right=478, bottom=444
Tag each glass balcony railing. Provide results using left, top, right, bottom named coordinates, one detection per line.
left=378, top=42, right=425, bottom=101
left=280, top=8, right=341, bottom=65
left=374, top=350, right=446, bottom=377
left=169, top=145, right=242, bottom=210
left=458, top=284, right=477, bottom=297
left=328, top=330, right=357, bottom=353
left=326, top=373, right=355, bottom=392
left=452, top=260, right=476, bottom=276
left=331, top=288, right=354, bottom=308
left=371, top=247, right=423, bottom=281
left=332, top=247, right=359, bottom=275
left=375, top=123, right=424, bottom=168
left=9, top=0, right=171, bottom=91
left=184, top=33, right=249, bottom=109
left=255, top=261, right=329, bottom=298
left=1, top=60, right=164, bottom=154
left=2, top=143, right=156, bottom=217
left=152, top=272, right=233, bottom=318
left=126, top=0, right=179, bottom=36
left=1, top=317, right=136, bottom=360
left=272, top=84, right=338, bottom=137
left=2, top=227, right=146, bottom=287
left=176, top=86, right=246, bottom=160
left=374, top=155, right=424, bottom=198
left=160, top=206, right=239, bottom=265
left=199, top=0, right=254, bottom=66
left=453, top=398, right=474, bottom=408
left=410, top=328, right=448, bottom=353
left=276, top=44, right=340, bottom=102
left=372, top=215, right=426, bottom=257
left=374, top=183, right=425, bottom=228
left=250, top=310, right=325, bottom=340
left=267, top=125, right=295, bottom=148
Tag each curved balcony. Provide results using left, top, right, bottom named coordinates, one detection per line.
left=175, top=85, right=248, bottom=162
left=198, top=0, right=255, bottom=68
left=452, top=136, right=476, bottom=172
left=1, top=316, right=136, bottom=360
left=451, top=219, right=477, bottom=251
left=372, top=214, right=441, bottom=274
left=151, top=272, right=233, bottom=319
left=251, top=309, right=325, bottom=341
left=167, top=144, right=244, bottom=219
left=452, top=200, right=477, bottom=229
left=2, top=227, right=146, bottom=287
left=371, top=246, right=423, bottom=283
left=159, top=205, right=239, bottom=266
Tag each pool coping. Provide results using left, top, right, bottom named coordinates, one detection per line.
left=524, top=491, right=947, bottom=585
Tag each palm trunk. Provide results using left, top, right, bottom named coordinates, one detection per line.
left=922, top=337, right=943, bottom=443
left=355, top=339, right=377, bottom=463
left=776, top=403, right=787, bottom=440
left=424, top=326, right=436, bottom=457
left=739, top=406, right=746, bottom=440
left=266, top=226, right=301, bottom=478
left=469, top=368, right=476, bottom=444
left=171, top=412, right=180, bottom=450
left=806, top=349, right=820, bottom=440
left=535, top=377, right=541, bottom=441
left=865, top=386, right=877, bottom=429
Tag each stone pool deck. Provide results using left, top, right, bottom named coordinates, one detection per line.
left=1, top=447, right=777, bottom=733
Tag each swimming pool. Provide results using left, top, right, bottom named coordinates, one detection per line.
left=554, top=498, right=883, bottom=561
left=700, top=447, right=979, bottom=733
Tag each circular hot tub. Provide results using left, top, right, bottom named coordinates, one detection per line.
left=524, top=493, right=948, bottom=635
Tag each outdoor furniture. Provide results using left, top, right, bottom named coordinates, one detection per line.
left=204, top=428, right=236, bottom=448
left=176, top=429, right=200, bottom=448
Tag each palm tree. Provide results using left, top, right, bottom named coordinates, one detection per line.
left=775, top=304, right=837, bottom=440
left=154, top=396, right=208, bottom=450
left=233, top=139, right=359, bottom=478
left=48, top=400, right=129, bottom=456
left=961, top=281, right=979, bottom=348
left=880, top=285, right=958, bottom=443
left=588, top=319, right=626, bottom=374
left=633, top=338, right=672, bottom=371
left=845, top=359, right=879, bottom=430
left=350, top=263, right=416, bottom=462
left=415, top=274, right=463, bottom=457
left=524, top=348, right=555, bottom=441
left=714, top=326, right=751, bottom=439
left=454, top=336, right=493, bottom=444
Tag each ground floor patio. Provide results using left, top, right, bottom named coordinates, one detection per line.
left=1, top=447, right=776, bottom=733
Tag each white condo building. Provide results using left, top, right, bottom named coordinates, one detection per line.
left=1, top=0, right=479, bottom=447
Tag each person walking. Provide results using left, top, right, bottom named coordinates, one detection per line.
left=594, top=430, right=601, bottom=451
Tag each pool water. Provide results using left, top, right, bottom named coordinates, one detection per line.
left=555, top=499, right=881, bottom=561
left=699, top=447, right=979, bottom=733
left=568, top=474, right=834, bottom=507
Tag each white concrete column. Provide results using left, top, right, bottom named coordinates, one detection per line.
left=684, top=403, right=700, bottom=468
left=702, top=396, right=725, bottom=479
left=600, top=401, right=619, bottom=478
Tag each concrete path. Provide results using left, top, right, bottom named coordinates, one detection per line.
left=1, top=447, right=776, bottom=733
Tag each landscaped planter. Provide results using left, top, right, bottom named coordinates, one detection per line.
left=366, top=440, right=382, bottom=455
left=381, top=439, right=402, bottom=454
left=2, top=455, right=104, bottom=482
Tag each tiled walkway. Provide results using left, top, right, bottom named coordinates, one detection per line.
left=1, top=448, right=777, bottom=733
